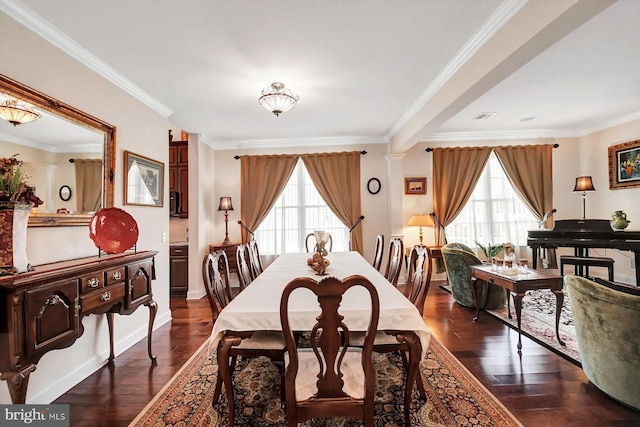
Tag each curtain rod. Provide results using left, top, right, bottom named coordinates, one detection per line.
left=69, top=159, right=75, bottom=163
left=234, top=150, right=367, bottom=160
left=425, top=143, right=559, bottom=152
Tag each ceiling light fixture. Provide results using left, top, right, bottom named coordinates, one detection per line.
left=0, top=96, right=42, bottom=126
left=259, top=82, right=299, bottom=116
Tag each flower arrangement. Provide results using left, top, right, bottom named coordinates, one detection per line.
left=0, top=154, right=43, bottom=207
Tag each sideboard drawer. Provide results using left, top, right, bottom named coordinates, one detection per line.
left=79, top=273, right=105, bottom=293
left=105, top=267, right=126, bottom=285
left=81, top=283, right=125, bottom=313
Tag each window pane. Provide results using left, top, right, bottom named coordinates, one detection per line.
left=255, top=160, right=349, bottom=255
left=448, top=153, right=538, bottom=250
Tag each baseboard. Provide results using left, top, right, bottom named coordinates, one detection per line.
left=187, top=288, right=206, bottom=299
left=30, top=311, right=172, bottom=404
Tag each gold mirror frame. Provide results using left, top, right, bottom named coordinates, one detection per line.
left=0, top=74, right=115, bottom=227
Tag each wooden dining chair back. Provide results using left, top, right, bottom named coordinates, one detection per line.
left=280, top=275, right=380, bottom=426
left=235, top=244, right=253, bottom=291
left=305, top=232, right=333, bottom=253
left=405, top=245, right=434, bottom=316
left=248, top=238, right=263, bottom=278
left=372, top=234, right=384, bottom=271
left=202, top=250, right=233, bottom=321
left=384, top=237, right=404, bottom=287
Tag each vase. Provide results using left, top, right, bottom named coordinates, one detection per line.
left=0, top=201, right=32, bottom=274
left=610, top=210, right=630, bottom=231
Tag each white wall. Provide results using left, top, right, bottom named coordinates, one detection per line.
left=1, top=13, right=172, bottom=403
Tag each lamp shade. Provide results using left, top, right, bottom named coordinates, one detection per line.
left=573, top=176, right=595, bottom=192
left=217, top=196, right=234, bottom=211
left=408, top=214, right=434, bottom=227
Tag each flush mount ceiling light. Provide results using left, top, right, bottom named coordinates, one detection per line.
left=258, top=82, right=299, bottom=116
left=0, top=95, right=42, bottom=126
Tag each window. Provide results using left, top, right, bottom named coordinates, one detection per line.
left=447, top=153, right=538, bottom=249
left=255, top=160, right=349, bottom=255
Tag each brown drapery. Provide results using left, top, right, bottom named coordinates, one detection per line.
left=301, top=151, right=363, bottom=254
left=239, top=154, right=298, bottom=243
left=495, top=144, right=556, bottom=268
left=494, top=144, right=554, bottom=227
left=74, top=159, right=102, bottom=212
left=432, top=146, right=493, bottom=246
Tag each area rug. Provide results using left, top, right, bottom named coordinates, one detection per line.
left=441, top=284, right=581, bottom=365
left=129, top=337, right=522, bottom=427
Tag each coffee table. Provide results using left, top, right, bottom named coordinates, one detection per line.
left=470, top=265, right=566, bottom=351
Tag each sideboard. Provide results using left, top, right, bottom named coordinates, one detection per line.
left=0, top=250, right=158, bottom=404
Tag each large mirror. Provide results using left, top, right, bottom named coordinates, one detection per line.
left=0, top=74, right=115, bottom=227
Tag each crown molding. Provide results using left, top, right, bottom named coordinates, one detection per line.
left=424, top=129, right=574, bottom=142
left=206, top=135, right=388, bottom=151
left=577, top=111, right=640, bottom=137
left=387, top=0, right=527, bottom=140
left=0, top=0, right=173, bottom=117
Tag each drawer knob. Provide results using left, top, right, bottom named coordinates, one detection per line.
left=100, top=291, right=112, bottom=302
left=88, top=277, right=100, bottom=288
left=112, top=271, right=122, bottom=280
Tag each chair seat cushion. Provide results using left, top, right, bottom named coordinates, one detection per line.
left=350, top=330, right=399, bottom=347
left=236, top=331, right=286, bottom=350
left=285, top=348, right=365, bottom=401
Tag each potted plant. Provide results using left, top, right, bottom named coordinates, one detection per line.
left=0, top=154, right=43, bottom=274
left=474, top=240, right=504, bottom=261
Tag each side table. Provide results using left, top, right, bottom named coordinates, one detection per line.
left=470, top=265, right=566, bottom=351
left=209, top=243, right=239, bottom=274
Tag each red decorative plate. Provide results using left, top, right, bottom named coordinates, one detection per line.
left=89, top=207, right=139, bottom=254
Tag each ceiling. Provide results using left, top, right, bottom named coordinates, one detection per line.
left=2, top=0, right=639, bottom=152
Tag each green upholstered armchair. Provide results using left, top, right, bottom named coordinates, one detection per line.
left=565, top=275, right=640, bottom=411
left=441, top=243, right=506, bottom=309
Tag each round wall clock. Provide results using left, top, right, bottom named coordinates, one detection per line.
left=367, top=177, right=381, bottom=195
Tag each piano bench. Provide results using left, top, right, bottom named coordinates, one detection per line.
left=560, top=255, right=614, bottom=281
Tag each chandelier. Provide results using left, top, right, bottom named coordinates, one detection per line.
left=258, top=82, right=299, bottom=116
left=0, top=96, right=41, bottom=126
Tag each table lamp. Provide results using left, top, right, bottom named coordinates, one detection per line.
left=408, top=214, right=434, bottom=245
left=218, top=196, right=234, bottom=245
left=573, top=176, right=595, bottom=220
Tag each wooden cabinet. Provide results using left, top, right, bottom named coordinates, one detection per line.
left=170, top=245, right=189, bottom=297
left=169, top=141, right=188, bottom=217
left=0, top=251, right=158, bottom=404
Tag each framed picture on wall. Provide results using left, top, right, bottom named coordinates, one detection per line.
left=124, top=151, right=165, bottom=207
left=608, top=139, right=640, bottom=190
left=404, top=177, right=427, bottom=195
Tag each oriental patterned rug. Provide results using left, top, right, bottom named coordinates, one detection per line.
left=441, top=284, right=581, bottom=365
left=129, top=337, right=522, bottom=427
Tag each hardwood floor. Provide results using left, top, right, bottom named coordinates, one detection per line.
left=54, top=283, right=640, bottom=426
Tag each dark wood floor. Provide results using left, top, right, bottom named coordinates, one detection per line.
left=54, top=283, right=640, bottom=427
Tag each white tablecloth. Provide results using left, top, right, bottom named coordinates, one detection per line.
left=210, top=251, right=431, bottom=356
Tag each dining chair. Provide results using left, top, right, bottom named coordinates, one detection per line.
left=280, top=275, right=380, bottom=426
left=372, top=234, right=384, bottom=271
left=305, top=232, right=333, bottom=253
left=351, top=244, right=431, bottom=423
left=235, top=243, right=253, bottom=291
left=384, top=237, right=404, bottom=287
left=248, top=238, right=263, bottom=279
left=203, top=250, right=286, bottom=426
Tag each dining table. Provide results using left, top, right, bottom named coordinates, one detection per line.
left=209, top=250, right=432, bottom=422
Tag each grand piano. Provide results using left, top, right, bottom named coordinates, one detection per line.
left=528, top=219, right=640, bottom=286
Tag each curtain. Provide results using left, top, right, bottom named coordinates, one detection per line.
left=432, top=147, right=492, bottom=271
left=239, top=154, right=298, bottom=243
left=494, top=144, right=556, bottom=268
left=301, top=151, right=363, bottom=254
left=74, top=159, right=102, bottom=212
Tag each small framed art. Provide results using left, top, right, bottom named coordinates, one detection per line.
left=124, top=151, right=165, bottom=207
left=404, top=177, right=427, bottom=195
left=608, top=139, right=640, bottom=190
